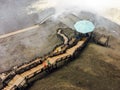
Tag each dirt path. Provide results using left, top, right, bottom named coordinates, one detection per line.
left=0, top=25, right=39, bottom=39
